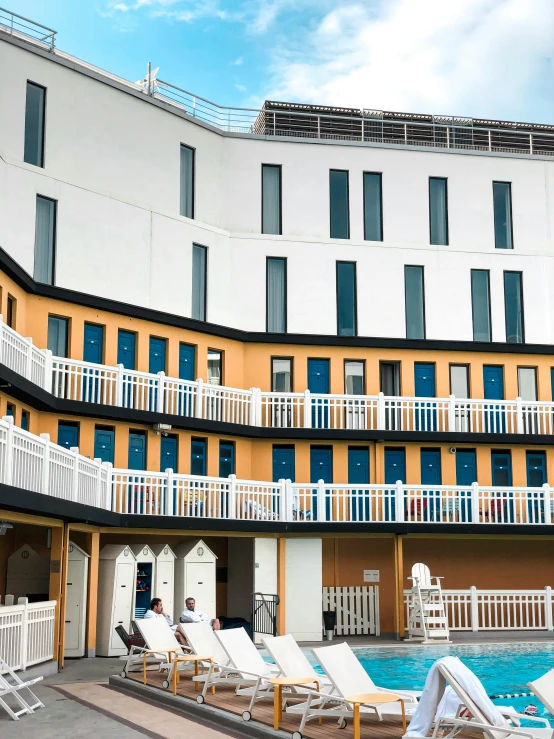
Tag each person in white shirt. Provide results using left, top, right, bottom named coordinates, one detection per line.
left=180, top=597, right=220, bottom=630
left=144, top=597, right=188, bottom=646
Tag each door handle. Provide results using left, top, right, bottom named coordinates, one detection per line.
left=65, top=620, right=71, bottom=623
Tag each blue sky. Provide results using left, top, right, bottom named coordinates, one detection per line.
left=9, top=0, right=554, bottom=122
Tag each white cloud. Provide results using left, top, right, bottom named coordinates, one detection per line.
left=232, top=56, right=244, bottom=66
left=264, top=0, right=554, bottom=122
left=235, top=83, right=247, bottom=91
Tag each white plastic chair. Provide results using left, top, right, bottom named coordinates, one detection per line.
left=0, top=657, right=44, bottom=721
left=408, top=562, right=443, bottom=590
left=528, top=669, right=554, bottom=716
left=122, top=617, right=189, bottom=683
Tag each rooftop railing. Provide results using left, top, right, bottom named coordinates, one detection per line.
left=0, top=6, right=56, bottom=50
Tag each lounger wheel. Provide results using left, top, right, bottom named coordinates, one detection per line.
left=196, top=695, right=205, bottom=704
left=162, top=680, right=170, bottom=689
left=120, top=670, right=127, bottom=678
left=292, top=732, right=303, bottom=739
left=338, top=718, right=347, bottom=729
left=242, top=710, right=252, bottom=721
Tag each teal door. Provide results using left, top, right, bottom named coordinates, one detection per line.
left=58, top=422, right=79, bottom=450
left=310, top=447, right=332, bottom=520
left=420, top=449, right=441, bottom=522
left=384, top=448, right=406, bottom=521
left=414, top=363, right=436, bottom=431
left=455, top=450, right=476, bottom=522
left=149, top=337, right=166, bottom=409
left=178, top=343, right=196, bottom=416
left=117, top=331, right=136, bottom=370
left=308, top=359, right=330, bottom=428
left=160, top=435, right=178, bottom=471
left=128, top=432, right=146, bottom=470
left=272, top=446, right=295, bottom=482
left=94, top=427, right=114, bottom=464
left=348, top=447, right=369, bottom=521
left=219, top=442, right=235, bottom=477
left=191, top=439, right=207, bottom=476
left=490, top=450, right=513, bottom=522
left=527, top=451, right=547, bottom=523
left=83, top=323, right=104, bottom=403
left=483, top=366, right=505, bottom=433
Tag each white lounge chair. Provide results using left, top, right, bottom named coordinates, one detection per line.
left=296, top=641, right=420, bottom=735
left=178, top=621, right=243, bottom=696
left=214, top=627, right=280, bottom=720
left=0, top=657, right=44, bottom=721
left=122, top=617, right=190, bottom=685
left=528, top=670, right=554, bottom=716
left=413, top=658, right=553, bottom=739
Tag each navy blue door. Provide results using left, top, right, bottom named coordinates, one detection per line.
left=117, top=330, right=136, bottom=369
left=128, top=432, right=147, bottom=470
left=160, top=435, right=178, bottom=471
left=414, top=363, right=436, bottom=431
left=58, top=422, right=79, bottom=450
left=310, top=447, right=333, bottom=520
left=191, top=439, right=207, bottom=476
left=308, top=359, right=330, bottom=428
left=94, top=427, right=114, bottom=465
left=420, top=450, right=441, bottom=522
left=83, top=324, right=104, bottom=403
left=348, top=448, right=370, bottom=521
left=490, top=451, right=513, bottom=522
left=456, top=450, right=476, bottom=521
left=551, top=368, right=554, bottom=400
left=384, top=449, right=406, bottom=521
left=483, top=366, right=505, bottom=432
left=178, top=343, right=196, bottom=416
left=149, top=338, right=166, bottom=410
left=272, top=447, right=295, bottom=482
left=527, top=451, right=547, bottom=523
left=219, top=442, right=235, bottom=478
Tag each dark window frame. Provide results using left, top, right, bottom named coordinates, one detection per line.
left=24, top=80, right=47, bottom=168
left=192, top=243, right=208, bottom=322
left=34, top=194, right=57, bottom=286
left=266, top=256, right=287, bottom=333
left=261, top=163, right=282, bottom=235
left=336, top=260, right=358, bottom=337
left=6, top=294, right=16, bottom=329
left=48, top=314, right=70, bottom=357
left=449, top=363, right=471, bottom=397
left=270, top=356, right=294, bottom=392
left=470, top=269, right=492, bottom=342
left=404, top=265, right=426, bottom=339
left=503, top=270, right=525, bottom=344
left=343, top=358, right=366, bottom=395
left=428, top=176, right=449, bottom=246
left=329, top=169, right=350, bottom=239
left=363, top=171, right=383, bottom=242
left=180, top=143, right=195, bottom=219
left=493, top=181, right=514, bottom=250
left=379, top=361, right=401, bottom=395
left=207, top=348, right=224, bottom=386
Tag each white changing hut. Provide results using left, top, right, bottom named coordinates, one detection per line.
left=64, top=542, right=90, bottom=658
left=174, top=540, right=217, bottom=621
left=6, top=544, right=50, bottom=601
left=96, top=545, right=136, bottom=657
left=130, top=544, right=157, bottom=619
left=150, top=544, right=176, bottom=621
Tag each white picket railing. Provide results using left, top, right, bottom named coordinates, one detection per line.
left=2, top=315, right=554, bottom=436
left=323, top=586, right=380, bottom=636
left=0, top=598, right=56, bottom=672
left=404, top=587, right=554, bottom=631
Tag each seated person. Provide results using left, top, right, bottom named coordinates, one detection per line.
left=144, top=597, right=188, bottom=646
left=179, top=597, right=220, bottom=630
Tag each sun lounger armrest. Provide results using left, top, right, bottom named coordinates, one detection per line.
left=129, top=645, right=148, bottom=655
left=225, top=667, right=279, bottom=681
left=442, top=718, right=542, bottom=739
left=499, top=711, right=550, bottom=727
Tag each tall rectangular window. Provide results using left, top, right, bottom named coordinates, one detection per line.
left=329, top=169, right=349, bottom=239
left=24, top=82, right=46, bottom=167
left=207, top=349, right=222, bottom=385
left=518, top=367, right=537, bottom=400
left=6, top=295, right=15, bottom=329
left=336, top=261, right=357, bottom=336
left=266, top=257, right=286, bottom=332
left=272, top=357, right=292, bottom=391
left=504, top=271, right=524, bottom=343
left=429, top=177, right=448, bottom=245
left=450, top=365, right=469, bottom=397
left=219, top=441, right=235, bottom=477
left=191, top=244, right=207, bottom=321
left=471, top=269, right=491, bottom=342
left=404, top=266, right=425, bottom=339
left=493, top=182, right=513, bottom=249
left=48, top=316, right=69, bottom=357
left=345, top=360, right=364, bottom=394
left=363, top=172, right=382, bottom=241
left=34, top=196, right=56, bottom=285
left=180, top=144, right=195, bottom=218
left=262, top=164, right=282, bottom=235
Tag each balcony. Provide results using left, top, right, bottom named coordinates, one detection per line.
left=0, top=317, right=552, bottom=437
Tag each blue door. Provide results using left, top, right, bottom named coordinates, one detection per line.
left=490, top=451, right=513, bottom=522
left=551, top=368, right=554, bottom=400
left=128, top=432, right=147, bottom=470
left=483, top=366, right=505, bottom=433
left=83, top=324, right=104, bottom=403
left=58, top=422, right=79, bottom=450
left=420, top=449, right=441, bottom=522
left=456, top=450, right=476, bottom=522
left=308, top=359, right=330, bottom=428
left=384, top=448, right=406, bottom=521
left=191, top=439, right=207, bottom=476
left=348, top=448, right=370, bottom=521
left=527, top=451, right=547, bottom=523
left=160, top=435, right=178, bottom=471
left=414, top=363, right=436, bottom=431
left=149, top=337, right=166, bottom=409
left=94, top=427, right=114, bottom=465
left=272, top=446, right=295, bottom=482
left=117, top=330, right=136, bottom=369
left=178, top=343, right=196, bottom=416
left=310, top=447, right=333, bottom=520
left=219, top=442, right=235, bottom=478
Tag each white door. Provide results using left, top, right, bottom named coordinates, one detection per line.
left=185, top=562, right=215, bottom=618
left=285, top=539, right=322, bottom=641
left=65, top=558, right=84, bottom=653
left=157, top=560, right=174, bottom=619
left=110, top=562, right=134, bottom=651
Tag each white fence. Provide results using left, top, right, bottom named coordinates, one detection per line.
left=0, top=598, right=56, bottom=672
left=405, top=587, right=554, bottom=631
left=323, top=586, right=380, bottom=636
left=2, top=316, right=554, bottom=436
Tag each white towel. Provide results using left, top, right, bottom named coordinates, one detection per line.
left=404, top=656, right=506, bottom=738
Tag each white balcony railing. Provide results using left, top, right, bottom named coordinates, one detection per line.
left=1, top=316, right=553, bottom=437
left=404, top=587, right=554, bottom=631
left=0, top=598, right=56, bottom=672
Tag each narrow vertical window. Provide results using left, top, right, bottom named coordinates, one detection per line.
left=180, top=144, right=195, bottom=218
left=429, top=177, right=448, bottom=245
left=329, top=169, right=349, bottom=239
left=363, top=172, right=382, bottom=241
left=517, top=367, right=537, bottom=400
left=336, top=261, right=357, bottom=336
left=34, top=196, right=56, bottom=285
left=504, top=271, right=524, bottom=343
left=207, top=349, right=222, bottom=385
left=493, top=182, right=513, bottom=249
left=6, top=295, right=16, bottom=329
left=345, top=361, right=364, bottom=394
left=47, top=316, right=69, bottom=357
left=191, top=244, right=207, bottom=321
left=262, top=164, right=282, bottom=235
left=450, top=365, right=469, bottom=397
left=24, top=81, right=46, bottom=167
left=266, top=257, right=286, bottom=333
left=404, top=266, right=425, bottom=339
left=471, top=269, right=491, bottom=342
left=271, top=358, right=292, bottom=391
